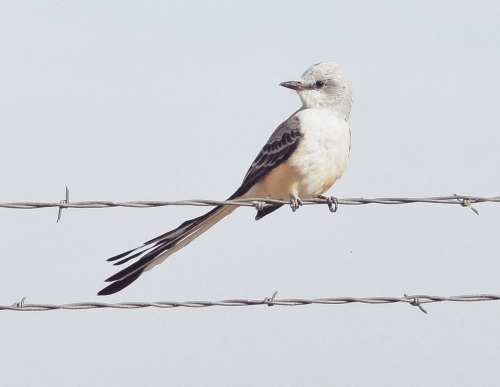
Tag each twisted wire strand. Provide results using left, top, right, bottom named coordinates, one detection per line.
left=1, top=195, right=499, bottom=210
left=3, top=294, right=499, bottom=313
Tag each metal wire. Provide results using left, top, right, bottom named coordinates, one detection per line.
left=2, top=194, right=499, bottom=215
left=2, top=193, right=497, bottom=313
left=2, top=294, right=499, bottom=314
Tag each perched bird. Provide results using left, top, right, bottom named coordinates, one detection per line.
left=98, top=62, right=352, bottom=295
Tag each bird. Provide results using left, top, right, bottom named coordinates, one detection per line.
left=98, top=61, right=353, bottom=295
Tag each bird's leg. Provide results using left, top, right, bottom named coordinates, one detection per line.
left=289, top=196, right=303, bottom=212
left=318, top=195, right=338, bottom=213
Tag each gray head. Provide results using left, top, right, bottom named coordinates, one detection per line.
left=280, top=62, right=352, bottom=119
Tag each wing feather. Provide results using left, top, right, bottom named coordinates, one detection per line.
left=230, top=115, right=303, bottom=199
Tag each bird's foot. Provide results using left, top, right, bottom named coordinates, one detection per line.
left=289, top=196, right=303, bottom=212
left=318, top=195, right=338, bottom=213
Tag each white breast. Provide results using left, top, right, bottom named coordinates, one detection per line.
left=287, top=108, right=351, bottom=198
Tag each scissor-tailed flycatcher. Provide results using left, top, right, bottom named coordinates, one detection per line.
left=98, top=62, right=352, bottom=295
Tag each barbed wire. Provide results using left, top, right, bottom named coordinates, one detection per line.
left=2, top=193, right=497, bottom=314
left=2, top=190, right=500, bottom=218
left=2, top=293, right=499, bottom=314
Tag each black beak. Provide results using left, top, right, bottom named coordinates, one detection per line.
left=279, top=80, right=307, bottom=91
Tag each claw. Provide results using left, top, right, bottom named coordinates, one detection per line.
left=318, top=195, right=338, bottom=213
left=290, top=196, right=303, bottom=212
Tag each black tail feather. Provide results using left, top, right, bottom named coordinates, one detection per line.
left=144, top=207, right=220, bottom=245
left=104, top=249, right=158, bottom=282
left=100, top=205, right=227, bottom=295
left=107, top=248, right=138, bottom=262
left=113, top=250, right=148, bottom=266
left=97, top=270, right=143, bottom=296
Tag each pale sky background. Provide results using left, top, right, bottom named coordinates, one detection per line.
left=1, top=2, right=499, bottom=386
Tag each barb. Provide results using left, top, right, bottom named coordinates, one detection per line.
left=1, top=195, right=499, bottom=213
left=404, top=293, right=428, bottom=314
left=56, top=186, right=70, bottom=222
left=2, top=294, right=498, bottom=312
left=454, top=194, right=480, bottom=215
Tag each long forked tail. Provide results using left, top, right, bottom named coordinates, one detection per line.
left=98, top=204, right=236, bottom=295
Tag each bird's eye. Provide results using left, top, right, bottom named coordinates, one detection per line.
left=315, top=80, right=325, bottom=88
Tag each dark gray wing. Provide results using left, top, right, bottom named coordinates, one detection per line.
left=229, top=115, right=303, bottom=219
left=230, top=115, right=303, bottom=198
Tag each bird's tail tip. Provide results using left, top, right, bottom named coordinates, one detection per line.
left=97, top=271, right=143, bottom=296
